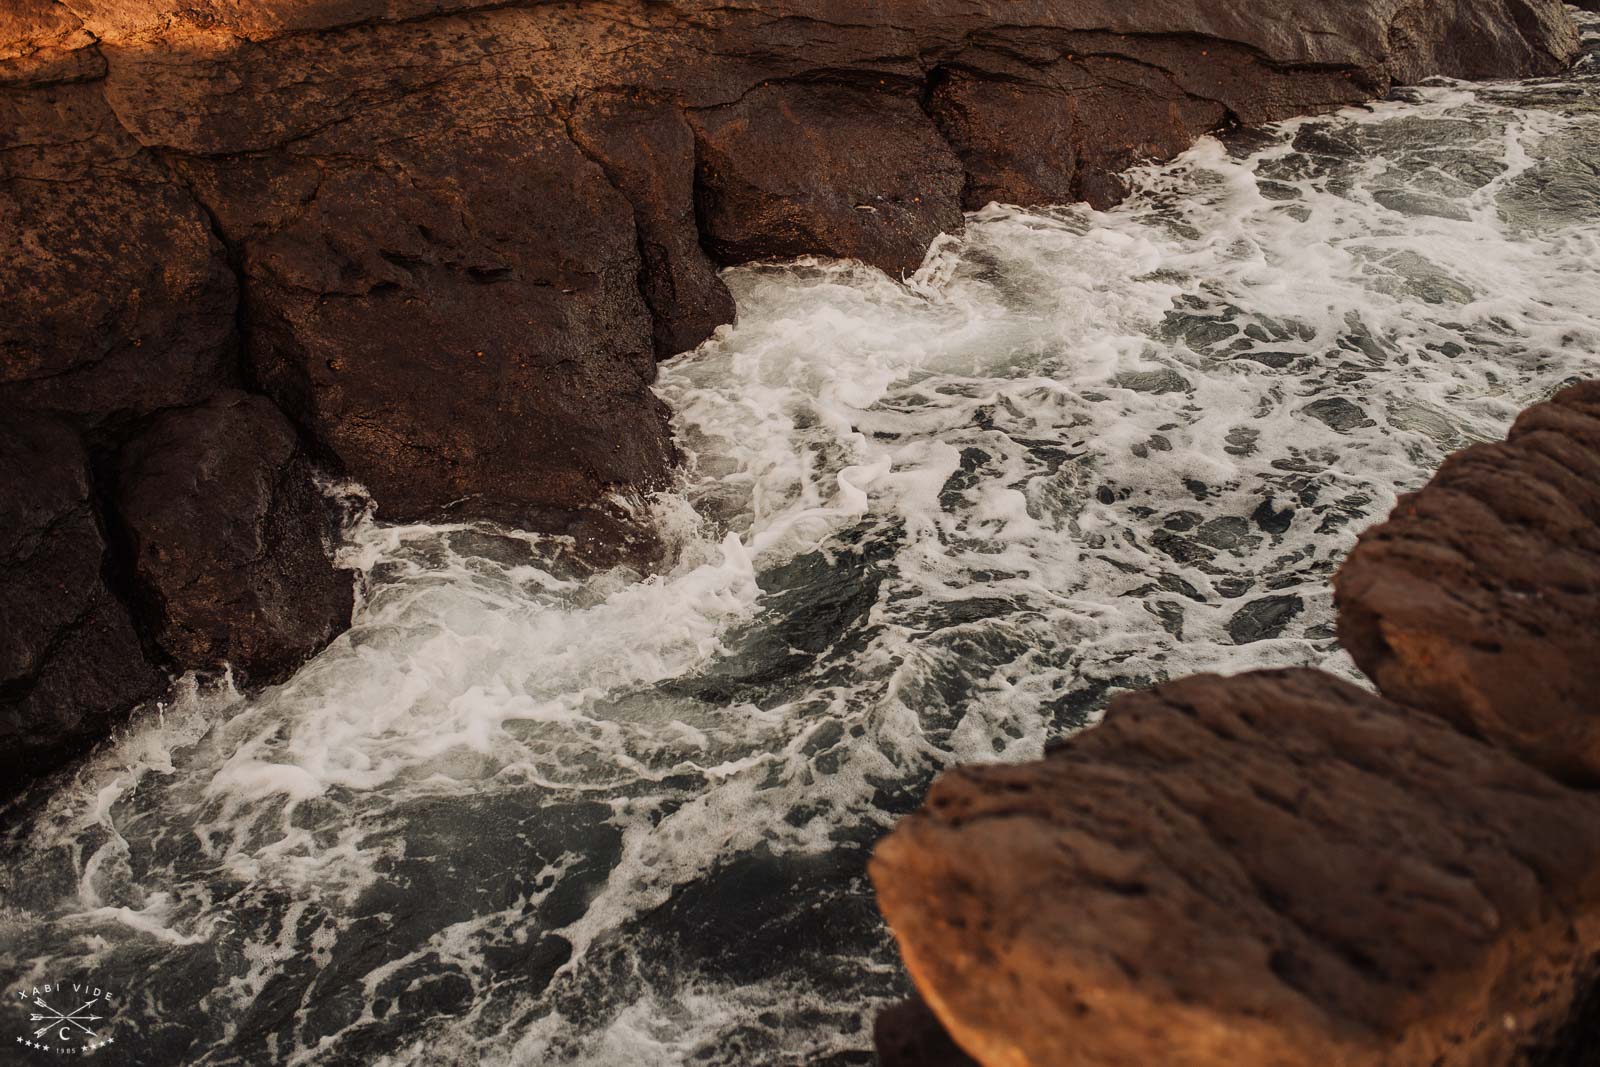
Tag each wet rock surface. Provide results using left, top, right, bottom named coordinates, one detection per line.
left=873, top=381, right=1600, bottom=1067
left=115, top=391, right=354, bottom=682
left=571, top=95, right=738, bottom=361
left=691, top=84, right=966, bottom=276
left=873, top=668, right=1600, bottom=1067
left=0, top=415, right=163, bottom=783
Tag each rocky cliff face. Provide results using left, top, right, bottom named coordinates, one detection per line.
left=871, top=382, right=1600, bottom=1067
left=0, top=0, right=1581, bottom=786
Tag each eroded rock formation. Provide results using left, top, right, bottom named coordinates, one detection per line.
left=116, top=391, right=355, bottom=681
left=874, top=671, right=1600, bottom=1066
left=871, top=381, right=1600, bottom=1067
left=1336, top=382, right=1600, bottom=787
left=692, top=84, right=968, bottom=274
left=0, top=0, right=1582, bottom=786
left=0, top=415, right=164, bottom=785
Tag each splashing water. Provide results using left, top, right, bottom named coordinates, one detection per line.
left=4, top=17, right=1599, bottom=1065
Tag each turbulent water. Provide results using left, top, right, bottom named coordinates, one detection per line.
left=5, top=16, right=1600, bottom=1066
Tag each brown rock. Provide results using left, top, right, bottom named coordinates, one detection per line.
left=190, top=96, right=672, bottom=527
left=82, top=8, right=683, bottom=528
left=875, top=994, right=980, bottom=1067
left=872, top=668, right=1600, bottom=1067
left=116, top=391, right=354, bottom=681
left=572, top=92, right=738, bottom=359
left=927, top=40, right=1258, bottom=211
left=925, top=72, right=1084, bottom=212
left=1336, top=381, right=1600, bottom=785
left=691, top=83, right=966, bottom=275
left=0, top=77, right=236, bottom=431
left=4, top=0, right=1575, bottom=531
left=0, top=414, right=162, bottom=783
left=0, top=0, right=102, bottom=86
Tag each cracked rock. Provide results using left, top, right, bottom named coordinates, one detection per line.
left=0, top=413, right=162, bottom=784
left=116, top=391, right=355, bottom=681
left=691, top=84, right=966, bottom=275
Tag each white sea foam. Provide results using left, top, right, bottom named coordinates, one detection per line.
left=3, top=20, right=1598, bottom=1063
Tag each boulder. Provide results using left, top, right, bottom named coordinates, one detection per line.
left=184, top=101, right=674, bottom=528
left=0, top=415, right=162, bottom=782
left=690, top=83, right=967, bottom=274
left=1336, top=381, right=1600, bottom=785
left=872, top=668, right=1600, bottom=1067
left=116, top=391, right=354, bottom=682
